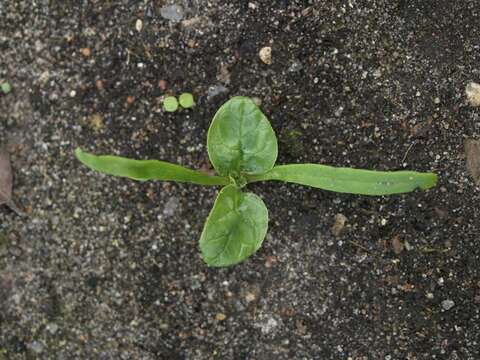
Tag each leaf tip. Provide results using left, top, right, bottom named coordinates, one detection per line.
left=74, top=147, right=83, bottom=158
left=75, top=148, right=89, bottom=164
left=420, top=172, right=438, bottom=190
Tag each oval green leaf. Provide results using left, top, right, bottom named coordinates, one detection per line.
left=179, top=93, right=195, bottom=108
left=247, top=164, right=437, bottom=195
left=1, top=82, right=12, bottom=94
left=200, top=185, right=268, bottom=267
left=163, top=96, right=178, bottom=112
left=75, top=148, right=229, bottom=186
left=207, top=96, right=278, bottom=176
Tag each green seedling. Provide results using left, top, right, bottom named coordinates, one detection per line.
left=163, top=93, right=195, bottom=112
left=179, top=93, right=195, bottom=108
left=76, top=96, right=437, bottom=267
left=163, top=96, right=178, bottom=112
left=1, top=82, right=12, bottom=94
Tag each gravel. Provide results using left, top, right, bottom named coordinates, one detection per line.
left=160, top=4, right=185, bottom=22
left=442, top=299, right=456, bottom=311
left=1, top=1, right=479, bottom=359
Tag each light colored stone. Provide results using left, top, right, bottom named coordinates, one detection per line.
left=163, top=196, right=179, bottom=217
left=160, top=5, right=184, bottom=22
left=135, top=19, right=143, bottom=32
left=215, top=313, right=226, bottom=321
left=465, top=82, right=480, bottom=107
left=442, top=299, right=455, bottom=311
left=259, top=46, right=272, bottom=65
left=207, top=85, right=228, bottom=100
left=29, top=341, right=44, bottom=354
left=260, top=317, right=278, bottom=334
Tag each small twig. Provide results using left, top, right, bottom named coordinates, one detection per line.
left=349, top=240, right=374, bottom=255
left=402, top=142, right=415, bottom=163
left=420, top=246, right=449, bottom=254
left=6, top=200, right=27, bottom=217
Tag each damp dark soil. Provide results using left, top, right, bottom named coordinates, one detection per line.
left=1, top=1, right=480, bottom=359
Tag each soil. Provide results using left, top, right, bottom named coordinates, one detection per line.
left=1, top=1, right=480, bottom=359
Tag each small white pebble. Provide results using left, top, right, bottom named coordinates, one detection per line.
left=404, top=240, right=412, bottom=251
left=442, top=299, right=455, bottom=311
left=135, top=19, right=143, bottom=32
left=69, top=90, right=76, bottom=97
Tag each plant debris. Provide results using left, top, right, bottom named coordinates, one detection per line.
left=89, top=113, right=105, bottom=132
left=391, top=235, right=404, bottom=255
left=331, top=213, right=347, bottom=236
left=0, top=148, right=23, bottom=216
left=465, top=138, right=480, bottom=184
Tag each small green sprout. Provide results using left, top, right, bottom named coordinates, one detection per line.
left=163, top=96, right=178, bottom=112
left=76, top=97, right=437, bottom=267
left=179, top=93, right=195, bottom=108
left=1, top=82, right=12, bottom=94
left=163, top=93, right=195, bottom=112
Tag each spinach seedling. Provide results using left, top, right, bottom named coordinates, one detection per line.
left=76, top=96, right=437, bottom=267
